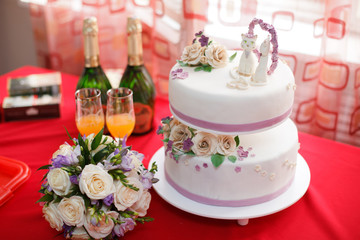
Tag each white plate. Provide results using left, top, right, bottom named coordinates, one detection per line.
left=149, top=147, right=310, bottom=224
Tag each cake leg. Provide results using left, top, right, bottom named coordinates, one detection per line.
left=237, top=219, right=249, bottom=226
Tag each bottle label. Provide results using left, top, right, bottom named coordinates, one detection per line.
left=133, top=102, right=153, bottom=134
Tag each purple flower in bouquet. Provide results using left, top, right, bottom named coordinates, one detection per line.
left=51, top=144, right=80, bottom=168
left=199, top=34, right=209, bottom=47
left=113, top=218, right=135, bottom=237
left=120, top=154, right=134, bottom=172
left=156, top=125, right=163, bottom=135
left=140, top=170, right=154, bottom=189
left=171, top=68, right=189, bottom=80
left=103, top=194, right=114, bottom=206
left=183, top=138, right=194, bottom=152
left=69, top=175, right=79, bottom=185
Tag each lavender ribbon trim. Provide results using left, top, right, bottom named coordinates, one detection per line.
left=165, top=170, right=294, bottom=207
left=170, top=105, right=292, bottom=133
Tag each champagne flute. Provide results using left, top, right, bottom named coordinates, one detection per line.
left=75, top=88, right=105, bottom=137
left=106, top=88, right=135, bottom=145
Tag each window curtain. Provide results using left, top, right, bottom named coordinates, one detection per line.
left=28, top=0, right=360, bottom=146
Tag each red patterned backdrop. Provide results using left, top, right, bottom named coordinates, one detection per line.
left=28, top=0, right=360, bottom=146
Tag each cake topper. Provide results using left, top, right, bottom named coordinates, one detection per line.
left=228, top=18, right=279, bottom=90
left=177, top=31, right=228, bottom=73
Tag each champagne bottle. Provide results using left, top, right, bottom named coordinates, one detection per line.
left=119, top=17, right=155, bottom=134
left=77, top=17, right=112, bottom=108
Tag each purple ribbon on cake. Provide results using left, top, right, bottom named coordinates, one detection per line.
left=170, top=105, right=292, bottom=133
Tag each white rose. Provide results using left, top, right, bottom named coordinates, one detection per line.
left=217, top=135, right=237, bottom=155
left=205, top=44, right=228, bottom=68
left=53, top=143, right=73, bottom=159
left=67, top=227, right=89, bottom=240
left=84, top=211, right=119, bottom=239
left=191, top=132, right=217, bottom=156
left=43, top=202, right=63, bottom=231
left=48, top=168, right=72, bottom=196
left=57, top=196, right=86, bottom=227
left=130, top=190, right=151, bottom=217
left=79, top=164, right=115, bottom=200
left=114, top=177, right=144, bottom=211
left=181, top=43, right=205, bottom=65
left=86, top=134, right=114, bottom=156
left=169, top=124, right=192, bottom=150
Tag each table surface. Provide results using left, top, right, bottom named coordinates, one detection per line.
left=0, top=66, right=359, bottom=240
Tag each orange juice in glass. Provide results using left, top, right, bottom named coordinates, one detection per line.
left=106, top=88, right=135, bottom=144
left=75, top=88, right=104, bottom=136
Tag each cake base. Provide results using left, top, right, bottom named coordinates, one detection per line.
left=149, top=147, right=310, bottom=225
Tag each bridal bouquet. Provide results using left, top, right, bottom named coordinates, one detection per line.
left=37, top=130, right=158, bottom=239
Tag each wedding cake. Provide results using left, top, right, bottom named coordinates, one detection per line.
left=157, top=19, right=299, bottom=207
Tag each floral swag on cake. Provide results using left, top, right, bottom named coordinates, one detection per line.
left=157, top=117, right=251, bottom=168
left=37, top=130, right=158, bottom=240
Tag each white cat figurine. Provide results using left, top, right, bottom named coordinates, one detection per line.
left=252, top=36, right=270, bottom=85
left=238, top=34, right=258, bottom=76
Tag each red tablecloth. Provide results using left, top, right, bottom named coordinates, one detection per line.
left=0, top=66, right=359, bottom=240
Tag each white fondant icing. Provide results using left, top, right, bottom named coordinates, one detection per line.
left=169, top=50, right=295, bottom=135
left=165, top=119, right=298, bottom=202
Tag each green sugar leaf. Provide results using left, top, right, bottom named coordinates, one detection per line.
left=228, top=155, right=237, bottom=163
left=234, top=136, right=240, bottom=147
left=229, top=52, right=237, bottom=62
left=211, top=154, right=225, bottom=168
left=203, top=65, right=212, bottom=72
left=194, top=66, right=203, bottom=72
left=177, top=60, right=188, bottom=67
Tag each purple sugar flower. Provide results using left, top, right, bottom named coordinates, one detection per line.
left=166, top=140, right=174, bottom=155
left=156, top=125, right=163, bottom=135
left=199, top=34, right=209, bottom=47
left=171, top=68, right=189, bottom=80
left=182, top=138, right=194, bottom=152
left=195, top=165, right=201, bottom=172
left=103, top=194, right=114, bottom=206
left=235, top=166, right=242, bottom=173
left=195, top=30, right=203, bottom=37
left=237, top=147, right=249, bottom=158
left=114, top=218, right=135, bottom=237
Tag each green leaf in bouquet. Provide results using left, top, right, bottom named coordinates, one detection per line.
left=162, top=138, right=170, bottom=143
left=211, top=154, right=225, bottom=168
left=41, top=172, right=49, bottom=182
left=91, top=128, right=104, bottom=151
left=136, top=216, right=154, bottom=224
left=37, top=164, right=52, bottom=171
left=93, top=148, right=109, bottom=164
left=228, top=155, right=237, bottom=163
left=83, top=196, right=91, bottom=209
left=64, top=126, right=73, bottom=142
left=36, top=193, right=54, bottom=203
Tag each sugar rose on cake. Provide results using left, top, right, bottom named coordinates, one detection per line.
left=37, top=129, right=158, bottom=240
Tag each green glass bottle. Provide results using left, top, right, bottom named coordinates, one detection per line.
left=119, top=17, right=155, bottom=134
left=77, top=17, right=112, bottom=107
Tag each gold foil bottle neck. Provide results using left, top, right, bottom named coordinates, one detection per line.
left=127, top=17, right=143, bottom=66
left=83, top=17, right=100, bottom=67
left=127, top=17, right=142, bottom=34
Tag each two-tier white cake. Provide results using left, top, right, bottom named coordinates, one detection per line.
left=158, top=21, right=299, bottom=207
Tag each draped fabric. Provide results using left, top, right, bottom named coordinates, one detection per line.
left=28, top=0, right=360, bottom=146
